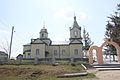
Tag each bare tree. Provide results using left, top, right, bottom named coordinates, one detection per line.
left=0, top=39, right=9, bottom=55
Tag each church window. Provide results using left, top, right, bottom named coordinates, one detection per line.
left=28, top=53, right=31, bottom=58
left=62, top=49, right=65, bottom=56
left=74, top=31, right=78, bottom=37
left=23, top=53, right=26, bottom=58
left=42, top=33, right=44, bottom=37
left=54, top=50, right=57, bottom=56
left=74, top=49, right=78, bottom=55
left=28, top=53, right=30, bottom=55
left=36, top=49, right=40, bottom=55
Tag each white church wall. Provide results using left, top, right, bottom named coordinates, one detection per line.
left=59, top=45, right=70, bottom=58
left=31, top=44, right=45, bottom=58
left=70, top=44, right=83, bottom=58
left=23, top=45, right=31, bottom=52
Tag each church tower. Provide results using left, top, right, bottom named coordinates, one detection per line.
left=39, top=24, right=52, bottom=45
left=39, top=25, right=48, bottom=39
left=69, top=16, right=82, bottom=43
left=69, top=16, right=83, bottom=58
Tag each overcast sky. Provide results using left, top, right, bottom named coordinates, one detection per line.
left=0, top=0, right=119, bottom=58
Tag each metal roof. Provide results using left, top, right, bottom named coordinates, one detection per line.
left=52, top=41, right=70, bottom=45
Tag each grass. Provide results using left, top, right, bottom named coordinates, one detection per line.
left=0, top=73, right=95, bottom=80
left=37, top=73, right=95, bottom=80
left=0, top=64, right=95, bottom=80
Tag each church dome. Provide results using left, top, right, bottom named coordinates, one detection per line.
left=40, top=26, right=48, bottom=34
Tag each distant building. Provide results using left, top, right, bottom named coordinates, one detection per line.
left=16, top=54, right=23, bottom=60
left=0, top=51, right=8, bottom=63
left=23, top=16, right=83, bottom=60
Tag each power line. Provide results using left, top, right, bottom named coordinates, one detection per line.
left=0, top=19, right=10, bottom=28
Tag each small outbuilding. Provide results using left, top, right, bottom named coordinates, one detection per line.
left=0, top=51, right=8, bottom=64
left=16, top=54, right=23, bottom=60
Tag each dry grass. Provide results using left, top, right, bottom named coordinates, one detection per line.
left=0, top=64, right=95, bottom=80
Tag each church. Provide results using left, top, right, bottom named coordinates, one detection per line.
left=23, top=16, right=83, bottom=60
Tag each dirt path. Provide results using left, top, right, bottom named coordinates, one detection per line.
left=87, top=69, right=120, bottom=80
left=95, top=70, right=120, bottom=80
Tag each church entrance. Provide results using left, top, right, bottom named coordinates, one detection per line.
left=45, top=51, right=49, bottom=58
left=88, top=38, right=120, bottom=64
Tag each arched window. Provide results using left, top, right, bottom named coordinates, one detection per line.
left=42, top=33, right=44, bottom=37
left=62, top=49, right=66, bottom=56
left=36, top=49, right=40, bottom=55
left=74, top=49, right=78, bottom=55
left=74, top=31, right=78, bottom=37
left=54, top=50, right=57, bottom=57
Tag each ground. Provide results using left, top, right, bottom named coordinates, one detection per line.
left=87, top=68, right=120, bottom=80
left=95, top=70, right=120, bottom=80
left=0, top=64, right=95, bottom=80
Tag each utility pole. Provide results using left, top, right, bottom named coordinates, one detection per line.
left=8, top=26, right=14, bottom=62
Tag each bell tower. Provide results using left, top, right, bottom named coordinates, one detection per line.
left=39, top=24, right=48, bottom=39
left=69, top=16, right=82, bottom=43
